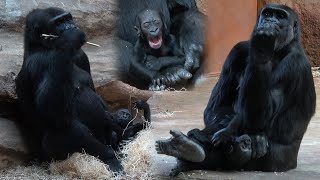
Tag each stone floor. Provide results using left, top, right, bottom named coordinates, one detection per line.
left=148, top=77, right=320, bottom=180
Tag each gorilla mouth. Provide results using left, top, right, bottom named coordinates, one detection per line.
left=148, top=35, right=163, bottom=49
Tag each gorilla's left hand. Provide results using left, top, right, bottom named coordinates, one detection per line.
left=211, top=128, right=233, bottom=147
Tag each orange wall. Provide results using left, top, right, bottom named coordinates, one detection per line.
left=204, top=0, right=258, bottom=74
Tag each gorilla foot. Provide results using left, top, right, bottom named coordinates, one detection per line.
left=155, top=130, right=205, bottom=162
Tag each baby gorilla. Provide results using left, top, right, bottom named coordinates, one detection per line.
left=111, top=100, right=151, bottom=149
left=132, top=9, right=192, bottom=91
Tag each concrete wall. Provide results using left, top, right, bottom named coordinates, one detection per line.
left=204, top=0, right=257, bottom=74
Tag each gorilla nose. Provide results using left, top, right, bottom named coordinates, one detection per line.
left=150, top=28, right=159, bottom=36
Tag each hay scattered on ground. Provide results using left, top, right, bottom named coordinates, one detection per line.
left=49, top=153, right=113, bottom=180
left=152, top=110, right=184, bottom=118
left=119, top=129, right=156, bottom=180
left=1, top=128, right=158, bottom=180
left=0, top=165, right=67, bottom=180
left=312, top=67, right=320, bottom=77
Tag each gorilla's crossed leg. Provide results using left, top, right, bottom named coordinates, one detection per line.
left=156, top=129, right=255, bottom=175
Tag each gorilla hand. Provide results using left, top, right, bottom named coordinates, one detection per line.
left=149, top=73, right=168, bottom=91
left=250, top=134, right=269, bottom=159
left=211, top=128, right=233, bottom=147
left=251, top=23, right=280, bottom=62
left=165, top=67, right=192, bottom=86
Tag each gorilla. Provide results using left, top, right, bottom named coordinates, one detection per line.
left=155, top=4, right=316, bottom=176
left=131, top=9, right=191, bottom=90
left=117, top=0, right=202, bottom=90
left=15, top=7, right=122, bottom=172
left=111, top=100, right=151, bottom=149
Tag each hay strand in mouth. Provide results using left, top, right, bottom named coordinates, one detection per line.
left=41, top=34, right=101, bottom=47
left=85, top=41, right=101, bottom=47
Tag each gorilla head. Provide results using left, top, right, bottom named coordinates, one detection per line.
left=24, top=7, right=86, bottom=51
left=135, top=9, right=167, bottom=49
left=254, top=4, right=300, bottom=51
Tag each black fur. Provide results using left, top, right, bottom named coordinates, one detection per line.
left=15, top=7, right=122, bottom=172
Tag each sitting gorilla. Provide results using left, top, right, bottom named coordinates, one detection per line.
left=132, top=9, right=192, bottom=91
left=155, top=4, right=316, bottom=176
left=111, top=100, right=151, bottom=149
left=15, top=7, right=122, bottom=172
left=117, top=0, right=201, bottom=90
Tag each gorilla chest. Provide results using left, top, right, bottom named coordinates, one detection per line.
left=72, top=66, right=92, bottom=92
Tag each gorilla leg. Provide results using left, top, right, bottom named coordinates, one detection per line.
left=42, top=121, right=122, bottom=172
left=156, top=130, right=205, bottom=163
left=156, top=128, right=253, bottom=176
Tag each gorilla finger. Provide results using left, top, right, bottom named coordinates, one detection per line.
left=160, top=84, right=166, bottom=90
left=172, top=73, right=181, bottom=83
left=169, top=130, right=182, bottom=137
left=156, top=78, right=161, bottom=86
left=161, top=76, right=168, bottom=85
left=166, top=73, right=176, bottom=85
left=178, top=69, right=192, bottom=80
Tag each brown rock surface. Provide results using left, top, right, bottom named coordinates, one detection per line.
left=0, top=29, right=120, bottom=100
left=263, top=0, right=320, bottom=66
left=0, top=117, right=28, bottom=169
left=96, top=80, right=154, bottom=110
left=0, top=0, right=118, bottom=37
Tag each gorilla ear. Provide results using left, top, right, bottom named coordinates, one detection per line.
left=134, top=26, right=141, bottom=36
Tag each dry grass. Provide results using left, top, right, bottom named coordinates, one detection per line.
left=0, top=165, right=68, bottom=180
left=312, top=67, right=320, bottom=77
left=1, top=128, right=158, bottom=180
left=49, top=153, right=113, bottom=180
left=119, top=129, right=156, bottom=180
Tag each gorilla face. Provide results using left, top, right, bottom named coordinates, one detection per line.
left=135, top=9, right=165, bottom=49
left=25, top=7, right=86, bottom=50
left=256, top=4, right=299, bottom=51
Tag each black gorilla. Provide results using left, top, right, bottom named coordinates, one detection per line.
left=15, top=7, right=122, bottom=172
left=156, top=4, right=316, bottom=175
left=117, top=0, right=200, bottom=90
left=132, top=9, right=191, bottom=90
left=111, top=100, right=151, bottom=149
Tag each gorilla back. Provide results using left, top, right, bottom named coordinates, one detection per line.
left=15, top=7, right=122, bottom=172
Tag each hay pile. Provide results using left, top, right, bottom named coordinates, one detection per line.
left=50, top=129, right=157, bottom=179
left=120, top=129, right=156, bottom=179
left=1, top=129, right=159, bottom=180
left=49, top=153, right=113, bottom=179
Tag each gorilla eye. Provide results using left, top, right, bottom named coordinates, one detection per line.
left=263, top=10, right=271, bottom=17
left=277, top=12, right=287, bottom=19
left=143, top=22, right=150, bottom=28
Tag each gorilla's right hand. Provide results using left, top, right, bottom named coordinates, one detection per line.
left=165, top=67, right=192, bottom=86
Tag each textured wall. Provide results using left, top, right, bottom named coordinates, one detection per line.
left=262, top=0, right=320, bottom=66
